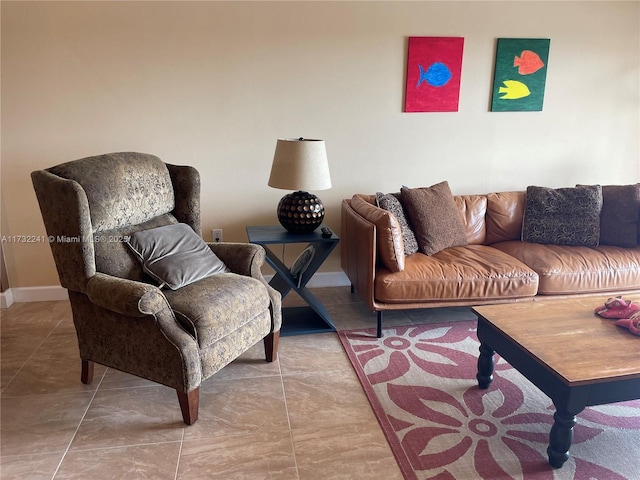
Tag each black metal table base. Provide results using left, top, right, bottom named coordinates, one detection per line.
left=247, top=225, right=339, bottom=335
left=280, top=306, right=335, bottom=336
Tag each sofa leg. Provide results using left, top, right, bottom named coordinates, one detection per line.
left=377, top=311, right=383, bottom=338
left=264, top=331, right=279, bottom=362
left=177, top=388, right=199, bottom=425
left=81, top=360, right=94, bottom=384
left=350, top=283, right=355, bottom=294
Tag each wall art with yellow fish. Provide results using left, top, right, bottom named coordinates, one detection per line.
left=491, top=38, right=550, bottom=112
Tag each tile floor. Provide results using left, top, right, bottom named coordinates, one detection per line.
left=0, top=287, right=476, bottom=479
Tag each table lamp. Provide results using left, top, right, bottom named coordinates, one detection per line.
left=268, top=138, right=332, bottom=233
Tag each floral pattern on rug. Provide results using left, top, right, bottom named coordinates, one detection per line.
left=339, top=322, right=640, bottom=480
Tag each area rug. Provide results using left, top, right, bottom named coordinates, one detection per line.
left=338, top=321, right=640, bottom=480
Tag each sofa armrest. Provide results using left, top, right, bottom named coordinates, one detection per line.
left=349, top=195, right=405, bottom=273
left=341, top=198, right=377, bottom=311
left=86, top=272, right=167, bottom=317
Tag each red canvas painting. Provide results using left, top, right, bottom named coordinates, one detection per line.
left=404, top=37, right=464, bottom=112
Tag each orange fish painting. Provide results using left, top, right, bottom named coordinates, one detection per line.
left=492, top=38, right=550, bottom=111
left=514, top=50, right=544, bottom=75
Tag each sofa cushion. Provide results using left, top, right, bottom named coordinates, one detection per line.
left=350, top=195, right=405, bottom=272
left=401, top=181, right=467, bottom=256
left=492, top=240, right=640, bottom=294
left=485, top=191, right=526, bottom=244
left=522, top=185, right=602, bottom=247
left=374, top=245, right=538, bottom=303
left=598, top=184, right=640, bottom=248
left=454, top=194, right=488, bottom=245
left=126, top=223, right=229, bottom=290
left=375, top=192, right=419, bottom=256
left=163, top=273, right=270, bottom=349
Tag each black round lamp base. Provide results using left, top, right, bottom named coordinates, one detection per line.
left=277, top=191, right=324, bottom=233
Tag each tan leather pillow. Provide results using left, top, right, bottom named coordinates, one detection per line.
left=485, top=191, right=526, bottom=244
left=454, top=194, right=488, bottom=245
left=400, top=181, right=468, bottom=255
left=350, top=195, right=405, bottom=272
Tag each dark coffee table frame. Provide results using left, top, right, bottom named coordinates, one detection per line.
left=474, top=307, right=640, bottom=469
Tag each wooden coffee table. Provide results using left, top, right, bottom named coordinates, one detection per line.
left=472, top=295, right=640, bottom=468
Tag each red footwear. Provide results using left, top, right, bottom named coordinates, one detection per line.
left=614, top=312, right=640, bottom=336
left=595, top=296, right=640, bottom=319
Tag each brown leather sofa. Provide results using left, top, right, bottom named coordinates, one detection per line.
left=341, top=191, right=640, bottom=337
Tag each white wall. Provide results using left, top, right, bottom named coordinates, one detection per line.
left=2, top=1, right=639, bottom=290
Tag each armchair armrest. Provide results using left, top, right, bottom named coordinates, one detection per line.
left=207, top=242, right=265, bottom=278
left=86, top=272, right=168, bottom=317
left=208, top=242, right=282, bottom=332
left=84, top=272, right=202, bottom=392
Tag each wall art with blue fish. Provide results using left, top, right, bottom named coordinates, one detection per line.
left=404, top=36, right=464, bottom=112
left=491, top=38, right=551, bottom=112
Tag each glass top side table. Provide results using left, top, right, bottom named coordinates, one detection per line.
left=246, top=225, right=340, bottom=336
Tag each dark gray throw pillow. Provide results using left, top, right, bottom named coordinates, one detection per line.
left=376, top=192, right=419, bottom=255
left=522, top=185, right=603, bottom=246
left=596, top=184, right=640, bottom=247
left=126, top=223, right=229, bottom=290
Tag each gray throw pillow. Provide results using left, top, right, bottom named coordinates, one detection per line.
left=376, top=192, right=419, bottom=255
left=400, top=181, right=468, bottom=256
left=522, top=185, right=602, bottom=246
left=126, top=223, right=229, bottom=290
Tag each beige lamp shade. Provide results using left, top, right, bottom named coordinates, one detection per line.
left=268, top=138, right=332, bottom=191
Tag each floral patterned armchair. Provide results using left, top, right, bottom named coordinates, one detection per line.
left=31, top=152, right=281, bottom=424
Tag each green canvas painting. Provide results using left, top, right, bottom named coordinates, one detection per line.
left=491, top=38, right=550, bottom=112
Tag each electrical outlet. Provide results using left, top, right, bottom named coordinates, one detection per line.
left=212, top=229, right=223, bottom=243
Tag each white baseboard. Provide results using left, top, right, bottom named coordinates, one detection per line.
left=0, top=272, right=350, bottom=307
left=1, top=286, right=69, bottom=308
left=265, top=270, right=350, bottom=288
left=303, top=271, right=351, bottom=288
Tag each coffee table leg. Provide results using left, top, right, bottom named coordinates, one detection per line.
left=476, top=343, right=495, bottom=389
left=547, top=408, right=578, bottom=468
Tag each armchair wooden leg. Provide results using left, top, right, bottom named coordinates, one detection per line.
left=177, top=388, right=199, bottom=425
left=81, top=360, right=94, bottom=384
left=264, top=331, right=279, bottom=362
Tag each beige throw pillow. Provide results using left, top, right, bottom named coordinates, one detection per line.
left=400, top=181, right=467, bottom=256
